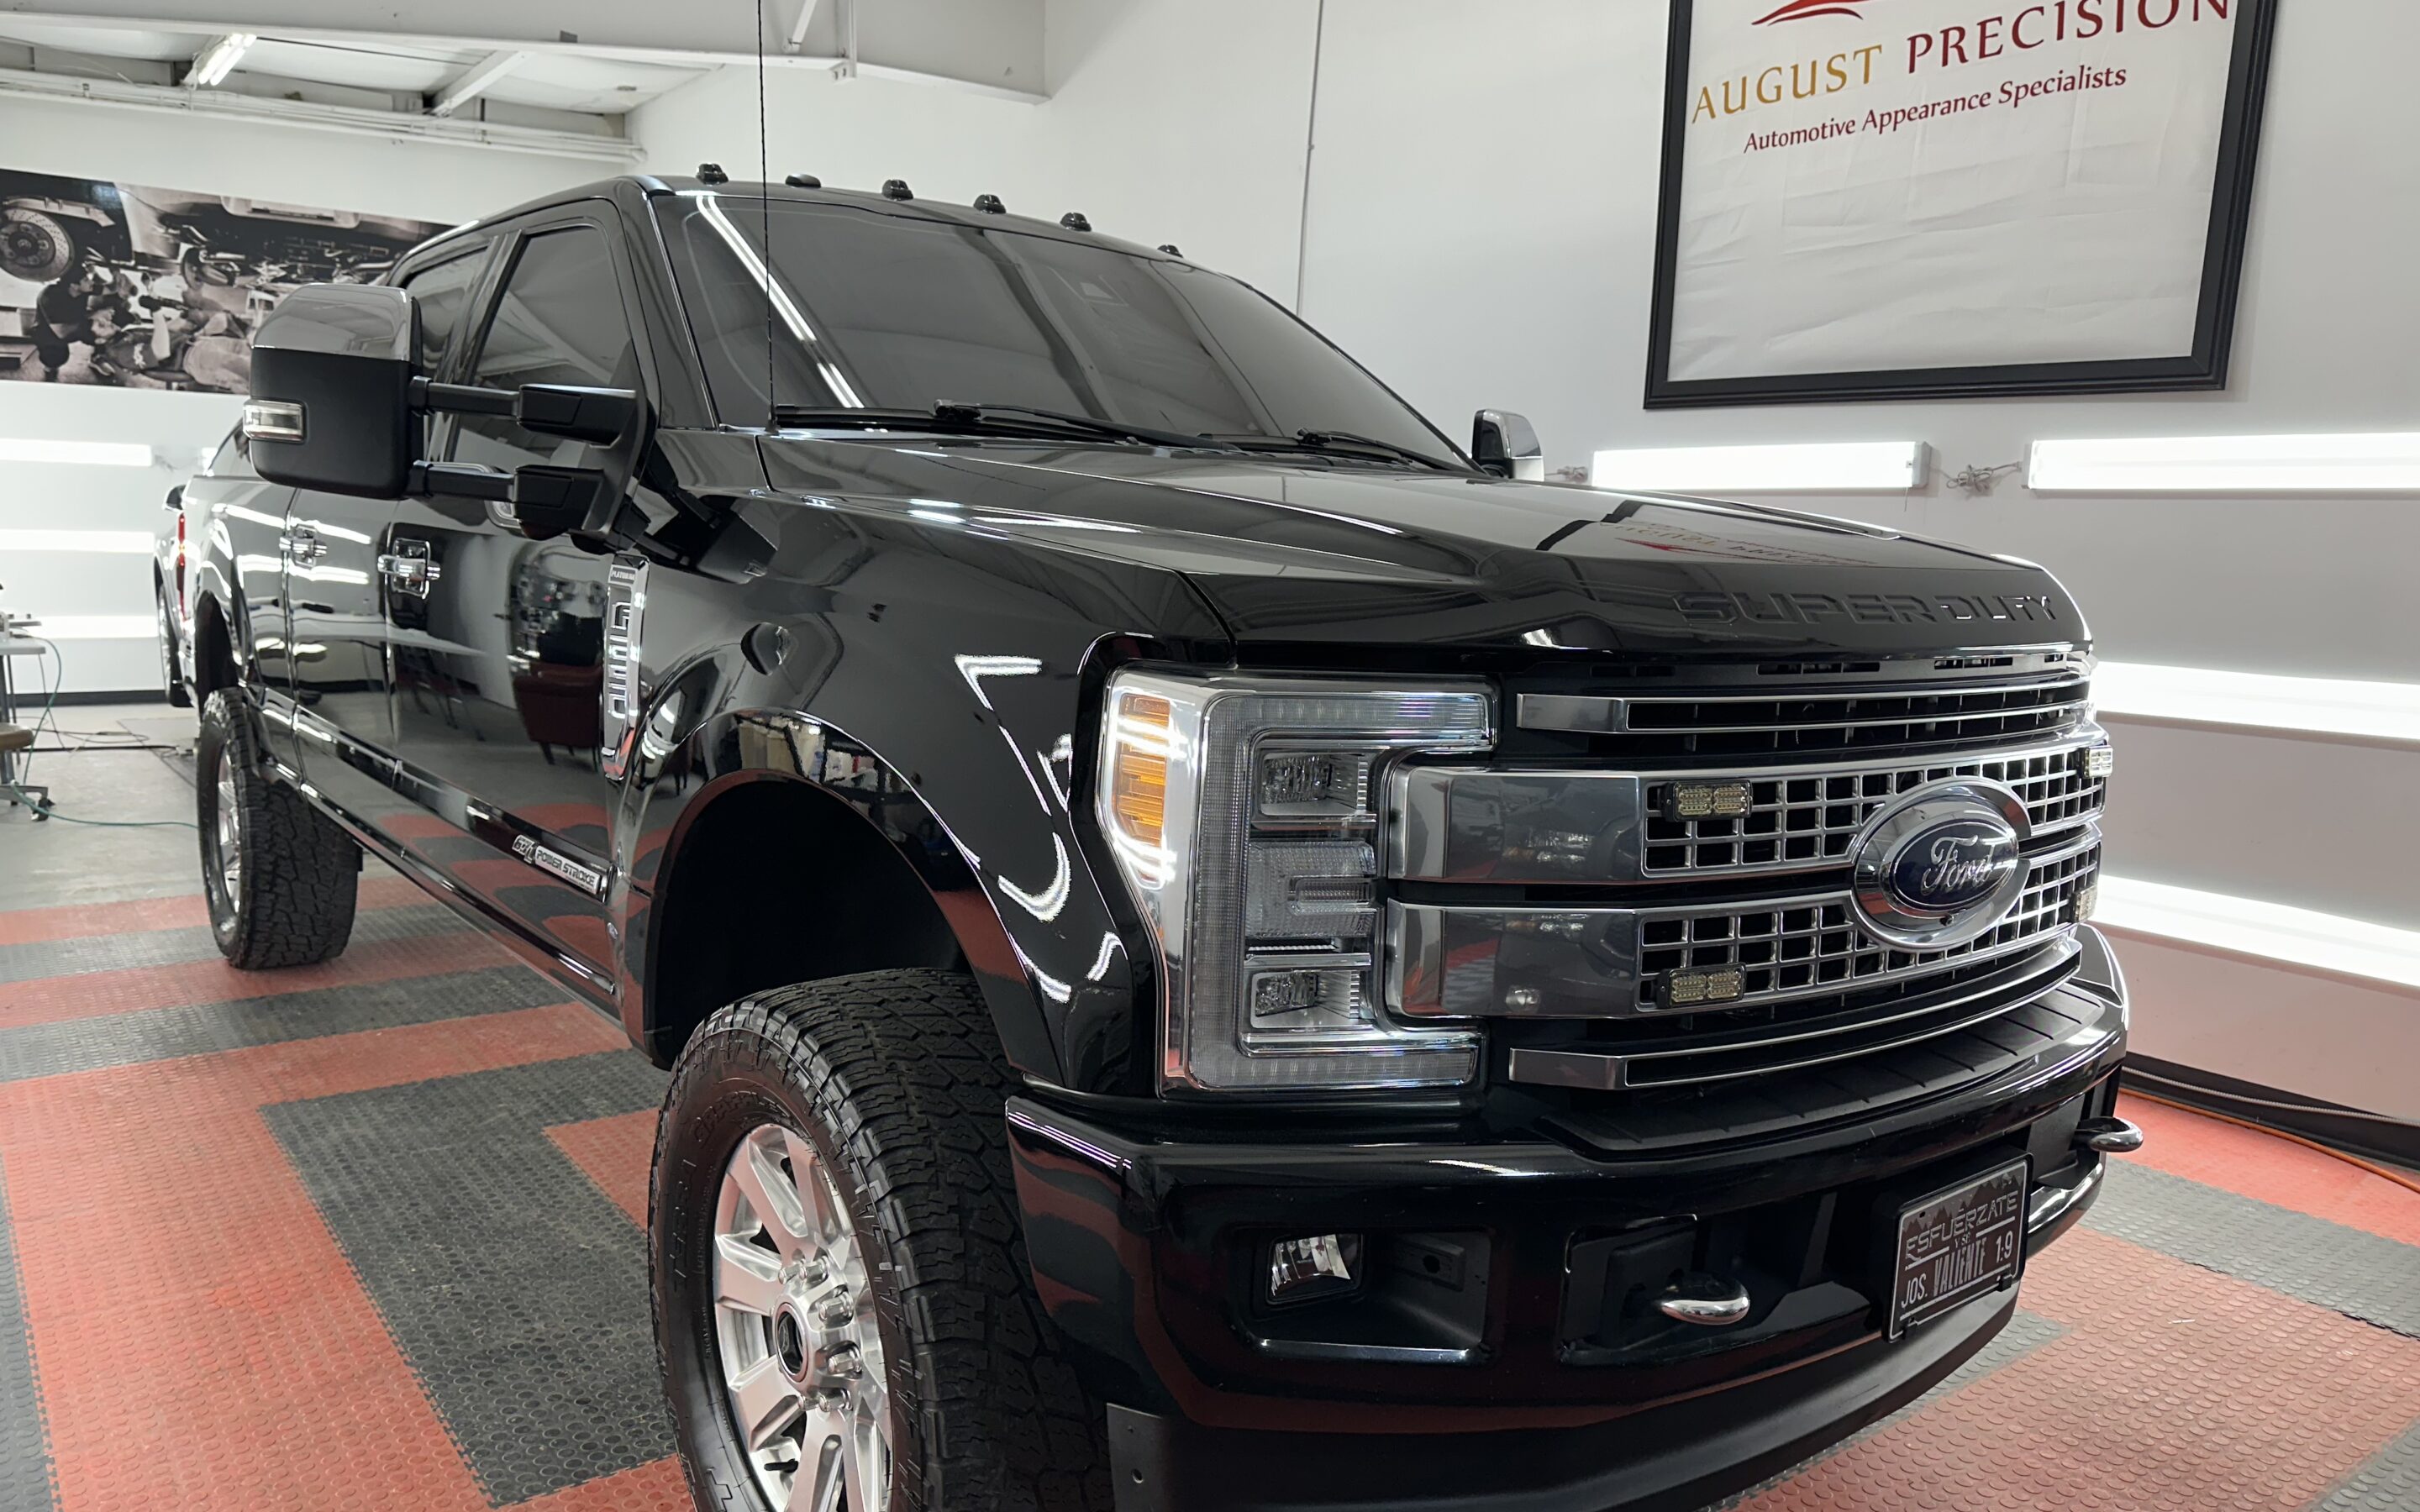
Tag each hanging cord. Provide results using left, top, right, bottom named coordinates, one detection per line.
left=758, top=0, right=776, bottom=432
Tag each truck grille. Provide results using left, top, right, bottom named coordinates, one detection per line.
left=1386, top=665, right=2112, bottom=1110
left=1634, top=838, right=2099, bottom=1011
left=1642, top=743, right=2106, bottom=875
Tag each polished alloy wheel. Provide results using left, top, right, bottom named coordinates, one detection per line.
left=213, top=764, right=243, bottom=905
left=713, top=1123, right=891, bottom=1510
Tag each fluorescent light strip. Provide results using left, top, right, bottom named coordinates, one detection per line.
left=2094, top=662, right=2420, bottom=744
left=2095, top=876, right=2420, bottom=991
left=0, top=529, right=155, bottom=554
left=1591, top=441, right=1928, bottom=493
left=0, top=439, right=155, bottom=468
left=13, top=615, right=152, bottom=639
left=2029, top=433, right=2420, bottom=492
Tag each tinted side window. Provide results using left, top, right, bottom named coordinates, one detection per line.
left=452, top=227, right=637, bottom=472
left=402, top=249, right=487, bottom=379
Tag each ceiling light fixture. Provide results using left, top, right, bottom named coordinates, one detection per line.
left=188, top=32, right=257, bottom=90
left=2028, top=433, right=2420, bottom=492
left=1590, top=441, right=1929, bottom=493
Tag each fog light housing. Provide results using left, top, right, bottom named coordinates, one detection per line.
left=2073, top=882, right=2098, bottom=923
left=1268, top=1232, right=1362, bottom=1305
left=2082, top=744, right=2116, bottom=780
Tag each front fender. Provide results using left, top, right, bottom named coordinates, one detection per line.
left=613, top=478, right=1228, bottom=1092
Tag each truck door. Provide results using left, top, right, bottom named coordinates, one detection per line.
left=384, top=216, right=638, bottom=984
left=280, top=240, right=492, bottom=833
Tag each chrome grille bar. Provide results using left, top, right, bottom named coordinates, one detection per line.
left=1389, top=732, right=2108, bottom=885
left=1505, top=943, right=2083, bottom=1092
left=1388, top=832, right=2100, bottom=1020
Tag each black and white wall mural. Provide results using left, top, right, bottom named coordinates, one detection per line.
left=0, top=169, right=447, bottom=391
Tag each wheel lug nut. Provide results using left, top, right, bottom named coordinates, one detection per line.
left=818, top=1295, right=854, bottom=1328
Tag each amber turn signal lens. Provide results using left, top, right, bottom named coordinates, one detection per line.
left=1110, top=691, right=1171, bottom=846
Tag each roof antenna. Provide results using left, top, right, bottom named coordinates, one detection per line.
left=755, top=0, right=775, bottom=432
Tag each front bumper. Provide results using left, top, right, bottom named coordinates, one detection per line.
left=1007, top=938, right=2128, bottom=1510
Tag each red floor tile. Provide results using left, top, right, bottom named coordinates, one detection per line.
left=1, top=1002, right=633, bottom=1512
left=2119, top=1092, right=2420, bottom=1247
left=1739, top=1226, right=2420, bottom=1512
left=0, top=874, right=425, bottom=947
left=0, top=932, right=513, bottom=1029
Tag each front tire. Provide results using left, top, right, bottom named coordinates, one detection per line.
left=651, top=970, right=1111, bottom=1512
left=196, top=689, right=359, bottom=968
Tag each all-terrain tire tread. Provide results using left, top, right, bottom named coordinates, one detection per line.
left=199, top=689, right=360, bottom=969
left=654, top=969, right=1112, bottom=1512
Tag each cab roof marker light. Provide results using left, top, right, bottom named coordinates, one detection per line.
left=0, top=439, right=154, bottom=467
left=2093, top=876, right=2420, bottom=991
left=1590, top=441, right=1928, bottom=493
left=2028, top=433, right=2420, bottom=492
left=2093, top=662, right=2420, bottom=744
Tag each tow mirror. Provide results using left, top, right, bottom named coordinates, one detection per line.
left=245, top=282, right=415, bottom=497
left=1471, top=409, right=1545, bottom=482
left=246, top=281, right=644, bottom=513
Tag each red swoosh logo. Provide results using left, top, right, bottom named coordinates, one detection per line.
left=1754, top=0, right=1867, bottom=22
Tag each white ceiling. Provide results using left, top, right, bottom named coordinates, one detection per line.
left=0, top=17, right=709, bottom=117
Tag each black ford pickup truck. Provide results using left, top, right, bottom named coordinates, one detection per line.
left=182, top=173, right=2136, bottom=1512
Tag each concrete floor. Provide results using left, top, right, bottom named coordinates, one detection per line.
left=1, top=701, right=215, bottom=910
left=3, top=700, right=2417, bottom=1512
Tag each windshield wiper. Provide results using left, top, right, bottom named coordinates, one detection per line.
left=1210, top=428, right=1464, bottom=473
left=771, top=402, right=1228, bottom=453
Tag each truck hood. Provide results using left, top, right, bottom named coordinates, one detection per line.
left=755, top=439, right=2086, bottom=658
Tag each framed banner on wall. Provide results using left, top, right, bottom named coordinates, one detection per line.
left=1645, top=0, right=2277, bottom=408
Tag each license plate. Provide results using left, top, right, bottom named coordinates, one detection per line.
left=1889, top=1157, right=2028, bottom=1337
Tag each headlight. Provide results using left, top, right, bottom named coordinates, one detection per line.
left=1097, top=669, right=1493, bottom=1093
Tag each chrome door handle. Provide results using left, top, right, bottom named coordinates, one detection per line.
left=279, top=526, right=326, bottom=564
left=376, top=549, right=440, bottom=597
left=1655, top=1274, right=1753, bottom=1327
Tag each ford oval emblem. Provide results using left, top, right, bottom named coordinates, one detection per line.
left=1847, top=779, right=2034, bottom=950
left=1886, top=817, right=2019, bottom=914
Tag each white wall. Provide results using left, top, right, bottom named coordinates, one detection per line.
left=629, top=0, right=1319, bottom=307
left=1296, top=0, right=2420, bottom=684
left=0, top=92, right=602, bottom=695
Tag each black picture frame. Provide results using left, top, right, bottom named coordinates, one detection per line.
left=1643, top=0, right=2280, bottom=409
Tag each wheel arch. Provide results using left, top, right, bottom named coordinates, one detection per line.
left=629, top=712, right=1061, bottom=1082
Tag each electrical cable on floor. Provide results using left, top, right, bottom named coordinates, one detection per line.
left=3, top=638, right=197, bottom=829
left=2123, top=1084, right=2420, bottom=1198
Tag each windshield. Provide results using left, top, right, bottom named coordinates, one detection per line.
left=655, top=192, right=1461, bottom=463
